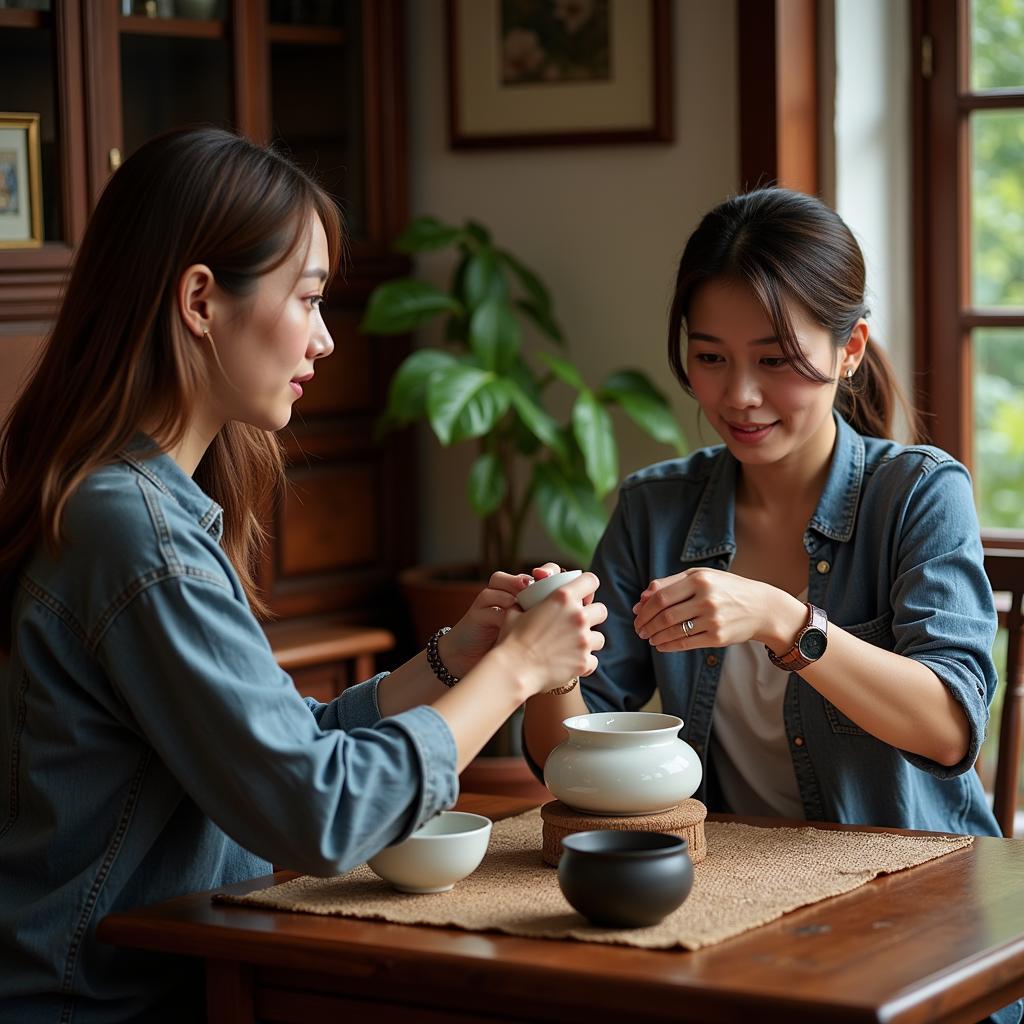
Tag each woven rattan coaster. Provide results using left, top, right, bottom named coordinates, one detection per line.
left=539, top=798, right=707, bottom=867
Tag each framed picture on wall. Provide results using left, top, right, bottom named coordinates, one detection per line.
left=0, top=113, right=44, bottom=249
left=447, top=0, right=672, bottom=148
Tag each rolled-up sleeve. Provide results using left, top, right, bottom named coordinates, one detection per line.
left=890, top=458, right=997, bottom=778
left=97, top=574, right=459, bottom=876
left=304, top=673, right=385, bottom=730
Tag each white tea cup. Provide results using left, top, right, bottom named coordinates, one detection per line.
left=515, top=569, right=583, bottom=612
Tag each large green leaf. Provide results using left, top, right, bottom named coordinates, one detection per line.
left=505, top=379, right=568, bottom=460
left=533, top=463, right=608, bottom=566
left=599, top=369, right=687, bottom=453
left=385, top=349, right=459, bottom=422
left=506, top=359, right=543, bottom=455
left=445, top=254, right=472, bottom=343
left=361, top=280, right=463, bottom=334
left=468, top=452, right=508, bottom=517
left=469, top=298, right=521, bottom=372
left=600, top=369, right=669, bottom=402
left=611, top=392, right=687, bottom=453
left=465, top=221, right=492, bottom=246
left=572, top=392, right=619, bottom=498
left=497, top=249, right=552, bottom=313
left=464, top=249, right=507, bottom=309
left=538, top=351, right=586, bottom=391
left=427, top=364, right=509, bottom=444
left=394, top=216, right=463, bottom=253
left=517, top=298, right=565, bottom=346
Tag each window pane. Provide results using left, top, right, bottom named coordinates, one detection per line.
left=973, top=328, right=1024, bottom=528
left=971, top=110, right=1024, bottom=307
left=970, top=0, right=1024, bottom=91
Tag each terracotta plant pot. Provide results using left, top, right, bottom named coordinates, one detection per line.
left=399, top=564, right=483, bottom=647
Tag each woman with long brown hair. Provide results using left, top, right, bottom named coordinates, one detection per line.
left=525, top=188, right=1005, bottom=839
left=0, top=127, right=606, bottom=1023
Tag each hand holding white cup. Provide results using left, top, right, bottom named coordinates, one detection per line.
left=514, top=569, right=584, bottom=612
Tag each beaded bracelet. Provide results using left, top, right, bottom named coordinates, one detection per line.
left=426, top=625, right=460, bottom=688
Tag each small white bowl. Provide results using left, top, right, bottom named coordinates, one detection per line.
left=516, top=569, right=583, bottom=612
left=367, top=811, right=492, bottom=893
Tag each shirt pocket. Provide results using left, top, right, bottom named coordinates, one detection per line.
left=822, top=611, right=895, bottom=736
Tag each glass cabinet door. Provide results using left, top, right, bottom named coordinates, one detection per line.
left=118, top=1, right=233, bottom=159
left=0, top=3, right=61, bottom=243
left=268, top=0, right=365, bottom=239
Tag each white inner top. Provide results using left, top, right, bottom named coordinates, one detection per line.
left=710, top=627, right=806, bottom=820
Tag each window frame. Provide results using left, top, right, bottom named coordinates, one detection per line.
left=912, top=0, right=1024, bottom=549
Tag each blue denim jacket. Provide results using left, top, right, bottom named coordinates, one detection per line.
left=0, top=444, right=458, bottom=1023
left=585, top=413, right=1003, bottom=838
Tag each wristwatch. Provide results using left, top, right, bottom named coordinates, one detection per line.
left=765, top=603, right=828, bottom=672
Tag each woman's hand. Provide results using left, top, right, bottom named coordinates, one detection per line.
left=499, top=571, right=607, bottom=696
left=632, top=567, right=805, bottom=653
left=440, top=563, right=581, bottom=678
left=440, top=571, right=535, bottom=679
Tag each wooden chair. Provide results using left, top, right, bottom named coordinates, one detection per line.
left=982, top=548, right=1024, bottom=837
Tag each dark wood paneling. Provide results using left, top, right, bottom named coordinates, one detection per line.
left=231, top=0, right=269, bottom=143
left=279, top=463, right=379, bottom=577
left=912, top=0, right=973, bottom=462
left=0, top=326, right=46, bottom=421
left=738, top=0, right=819, bottom=195
left=82, top=0, right=123, bottom=206
left=296, top=314, right=374, bottom=416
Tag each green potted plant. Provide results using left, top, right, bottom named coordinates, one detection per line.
left=360, top=216, right=686, bottom=791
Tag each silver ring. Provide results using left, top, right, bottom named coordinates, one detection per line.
left=683, top=619, right=695, bottom=637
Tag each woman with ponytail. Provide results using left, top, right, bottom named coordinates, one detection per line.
left=0, top=127, right=605, bottom=1024
left=524, top=188, right=1005, bottom=841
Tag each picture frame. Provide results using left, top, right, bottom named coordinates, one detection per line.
left=0, top=113, right=44, bottom=249
left=447, top=0, right=672, bottom=149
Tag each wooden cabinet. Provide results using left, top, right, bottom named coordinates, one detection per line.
left=0, top=0, right=415, bottom=641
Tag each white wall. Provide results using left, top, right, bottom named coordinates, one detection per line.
left=833, top=0, right=913, bottom=405
left=407, top=0, right=739, bottom=565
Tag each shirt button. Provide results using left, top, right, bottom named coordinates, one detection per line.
left=705, top=654, right=719, bottom=667
left=816, top=560, right=831, bottom=574
left=793, top=736, right=805, bottom=747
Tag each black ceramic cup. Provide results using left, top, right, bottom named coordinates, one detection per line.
left=557, top=830, right=693, bottom=928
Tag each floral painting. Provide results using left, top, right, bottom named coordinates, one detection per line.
left=501, top=0, right=610, bottom=86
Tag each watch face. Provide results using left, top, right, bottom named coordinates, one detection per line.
left=799, top=628, right=828, bottom=661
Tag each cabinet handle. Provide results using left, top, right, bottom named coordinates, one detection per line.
left=108, top=148, right=122, bottom=172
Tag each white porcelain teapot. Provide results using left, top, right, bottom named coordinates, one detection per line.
left=544, top=711, right=703, bottom=816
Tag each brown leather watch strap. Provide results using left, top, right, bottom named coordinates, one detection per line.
left=765, top=603, right=828, bottom=672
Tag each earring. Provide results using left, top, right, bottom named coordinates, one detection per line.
left=846, top=367, right=854, bottom=379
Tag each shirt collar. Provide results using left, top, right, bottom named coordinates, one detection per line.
left=807, top=411, right=864, bottom=543
left=118, top=435, right=224, bottom=541
left=680, top=410, right=864, bottom=563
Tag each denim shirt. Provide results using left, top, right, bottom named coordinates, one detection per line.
left=0, top=444, right=458, bottom=1023
left=585, top=413, right=1002, bottom=838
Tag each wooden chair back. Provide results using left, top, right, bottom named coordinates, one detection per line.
left=982, top=547, right=1024, bottom=837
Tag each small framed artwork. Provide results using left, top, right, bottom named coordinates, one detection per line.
left=0, top=113, right=44, bottom=249
left=447, top=0, right=672, bottom=149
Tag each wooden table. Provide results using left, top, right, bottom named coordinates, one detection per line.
left=97, top=795, right=1024, bottom=1024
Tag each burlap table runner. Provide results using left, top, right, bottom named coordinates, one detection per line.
left=216, top=810, right=972, bottom=950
